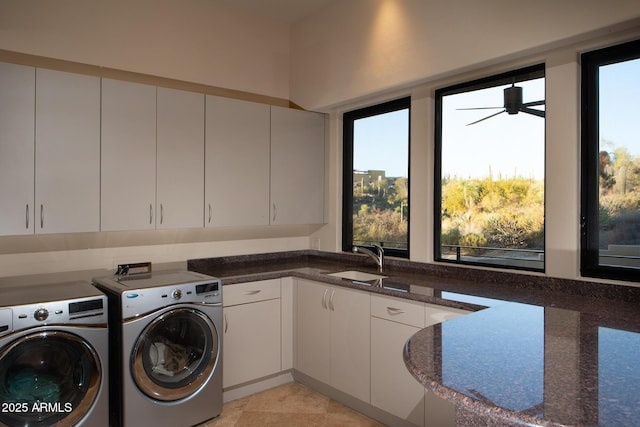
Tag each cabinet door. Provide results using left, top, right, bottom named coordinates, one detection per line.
left=329, top=286, right=370, bottom=403
left=296, top=280, right=331, bottom=384
left=101, top=79, right=157, bottom=231
left=223, top=298, right=281, bottom=388
left=205, top=96, right=270, bottom=227
left=270, top=106, right=325, bottom=225
left=157, top=88, right=204, bottom=229
left=372, top=317, right=425, bottom=426
left=35, top=69, right=100, bottom=234
left=0, top=62, right=34, bottom=236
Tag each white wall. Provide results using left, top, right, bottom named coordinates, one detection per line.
left=1, top=1, right=640, bottom=283
left=0, top=0, right=301, bottom=278
left=302, top=2, right=640, bottom=284
left=0, top=236, right=310, bottom=279
left=290, top=0, right=640, bottom=111
left=0, top=0, right=291, bottom=100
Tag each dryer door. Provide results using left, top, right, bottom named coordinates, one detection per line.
left=131, top=308, right=219, bottom=401
left=0, top=330, right=101, bottom=427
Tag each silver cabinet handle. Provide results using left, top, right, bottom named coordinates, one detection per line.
left=387, top=307, right=405, bottom=315
left=272, top=203, right=277, bottom=222
left=208, top=203, right=212, bottom=224
left=40, top=204, right=44, bottom=229
left=149, top=204, right=153, bottom=224
left=322, top=288, right=328, bottom=309
left=329, top=290, right=335, bottom=311
left=160, top=203, right=164, bottom=225
left=25, top=204, right=29, bottom=229
left=243, top=290, right=261, bottom=295
left=224, top=313, right=228, bottom=334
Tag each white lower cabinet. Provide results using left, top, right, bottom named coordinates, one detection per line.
left=222, top=279, right=282, bottom=389
left=220, top=277, right=467, bottom=426
left=371, top=295, right=426, bottom=426
left=296, top=279, right=370, bottom=403
left=371, top=294, right=468, bottom=426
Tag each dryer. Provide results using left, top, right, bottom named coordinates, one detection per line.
left=93, top=269, right=222, bottom=427
left=0, top=281, right=109, bottom=427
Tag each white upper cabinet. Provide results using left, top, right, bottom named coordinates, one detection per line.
left=0, top=63, right=35, bottom=236
left=205, top=96, right=270, bottom=227
left=270, top=106, right=325, bottom=225
left=0, top=64, right=100, bottom=236
left=35, top=68, right=100, bottom=234
left=157, top=87, right=205, bottom=229
left=101, top=78, right=157, bottom=231
left=1, top=63, right=327, bottom=235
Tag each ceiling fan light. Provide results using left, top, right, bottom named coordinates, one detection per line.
left=504, top=85, right=523, bottom=114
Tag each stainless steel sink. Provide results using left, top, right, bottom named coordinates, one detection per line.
left=326, top=270, right=388, bottom=281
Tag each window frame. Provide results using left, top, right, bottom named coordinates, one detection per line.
left=580, top=38, right=640, bottom=282
left=434, top=64, right=546, bottom=272
left=342, top=96, right=411, bottom=258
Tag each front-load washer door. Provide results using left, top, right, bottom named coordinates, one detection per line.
left=130, top=308, right=219, bottom=401
left=0, top=330, right=101, bottom=427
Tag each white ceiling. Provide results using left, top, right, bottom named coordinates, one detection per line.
left=215, top=0, right=335, bottom=24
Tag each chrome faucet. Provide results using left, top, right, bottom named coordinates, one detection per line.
left=353, top=244, right=384, bottom=272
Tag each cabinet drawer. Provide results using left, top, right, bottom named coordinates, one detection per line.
left=371, top=294, right=425, bottom=328
left=425, top=303, right=469, bottom=327
left=223, top=279, right=280, bottom=307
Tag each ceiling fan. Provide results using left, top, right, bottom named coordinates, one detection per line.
left=458, top=83, right=545, bottom=126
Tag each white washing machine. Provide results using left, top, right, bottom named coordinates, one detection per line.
left=93, top=268, right=222, bottom=427
left=0, top=281, right=109, bottom=427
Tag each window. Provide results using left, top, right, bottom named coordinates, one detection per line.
left=343, top=97, right=410, bottom=258
left=581, top=39, right=640, bottom=281
left=435, top=65, right=545, bottom=271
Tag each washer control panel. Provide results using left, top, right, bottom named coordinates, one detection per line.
left=5, top=296, right=107, bottom=332
left=121, top=280, right=221, bottom=320
left=0, top=309, right=12, bottom=338
left=34, top=307, right=49, bottom=322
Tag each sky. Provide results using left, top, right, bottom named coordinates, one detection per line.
left=441, top=78, right=545, bottom=180
left=353, top=109, right=409, bottom=178
left=599, top=58, right=640, bottom=157
left=351, top=58, right=639, bottom=181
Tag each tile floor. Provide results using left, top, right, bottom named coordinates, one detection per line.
left=202, top=382, right=385, bottom=427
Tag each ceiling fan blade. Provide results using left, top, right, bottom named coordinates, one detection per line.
left=522, top=100, right=545, bottom=107
left=519, top=107, right=545, bottom=118
left=457, top=106, right=503, bottom=110
left=466, top=109, right=505, bottom=126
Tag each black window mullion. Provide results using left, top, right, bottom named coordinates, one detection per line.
left=342, top=97, right=411, bottom=258
left=580, top=38, right=640, bottom=282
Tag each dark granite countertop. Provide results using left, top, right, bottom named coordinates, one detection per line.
left=188, top=250, right=640, bottom=426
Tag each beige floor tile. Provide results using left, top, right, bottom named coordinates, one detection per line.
left=201, top=382, right=386, bottom=427
left=235, top=411, right=327, bottom=427
left=326, top=400, right=386, bottom=427
left=243, top=382, right=330, bottom=414
left=204, top=395, right=251, bottom=426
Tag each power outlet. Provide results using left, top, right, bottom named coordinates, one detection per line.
left=310, top=237, right=320, bottom=250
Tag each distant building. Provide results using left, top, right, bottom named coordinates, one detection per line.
left=353, top=170, right=386, bottom=188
